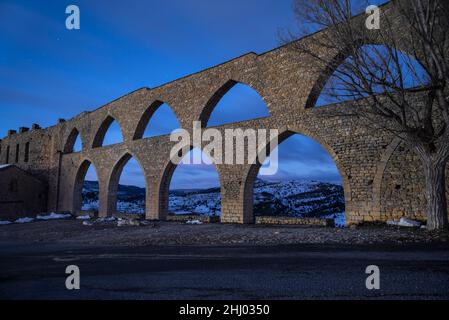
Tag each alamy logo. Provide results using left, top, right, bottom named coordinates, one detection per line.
left=365, top=5, right=380, bottom=30
left=66, top=5, right=80, bottom=30
left=170, top=122, right=279, bottom=176
left=65, top=265, right=80, bottom=290
left=365, top=265, right=380, bottom=290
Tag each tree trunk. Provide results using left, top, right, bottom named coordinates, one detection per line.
left=422, top=157, right=448, bottom=230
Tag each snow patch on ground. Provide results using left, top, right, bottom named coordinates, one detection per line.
left=387, top=217, right=422, bottom=228
left=186, top=220, right=203, bottom=225
left=76, top=215, right=91, bottom=220
left=0, top=220, right=12, bottom=225
left=15, top=217, right=34, bottom=223
left=36, top=213, right=72, bottom=220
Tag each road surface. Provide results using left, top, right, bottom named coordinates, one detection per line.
left=1, top=242, right=448, bottom=299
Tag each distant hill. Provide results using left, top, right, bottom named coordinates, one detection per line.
left=82, top=179, right=344, bottom=219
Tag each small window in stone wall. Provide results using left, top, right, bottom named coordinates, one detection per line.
left=6, top=146, right=10, bottom=164
left=24, top=142, right=30, bottom=162
left=15, top=144, right=19, bottom=163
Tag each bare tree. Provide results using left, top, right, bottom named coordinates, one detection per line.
left=286, top=0, right=449, bottom=230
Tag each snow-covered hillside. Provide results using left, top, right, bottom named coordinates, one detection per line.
left=252, top=179, right=344, bottom=217
left=82, top=179, right=345, bottom=225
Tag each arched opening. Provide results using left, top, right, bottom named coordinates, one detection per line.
left=109, top=153, right=146, bottom=215
left=160, top=148, right=221, bottom=220
left=74, top=135, right=82, bottom=152
left=73, top=160, right=99, bottom=214
left=92, top=116, right=124, bottom=148
left=244, top=131, right=347, bottom=227
left=201, top=80, right=270, bottom=127
left=308, top=44, right=428, bottom=108
left=134, top=101, right=181, bottom=139
left=64, top=128, right=83, bottom=153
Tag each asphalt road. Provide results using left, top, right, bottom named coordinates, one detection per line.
left=0, top=242, right=448, bottom=300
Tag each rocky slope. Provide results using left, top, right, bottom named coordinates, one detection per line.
left=82, top=179, right=345, bottom=224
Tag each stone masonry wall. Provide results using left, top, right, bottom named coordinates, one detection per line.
left=380, top=142, right=449, bottom=222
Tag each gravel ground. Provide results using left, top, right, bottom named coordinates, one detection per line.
left=1, top=219, right=448, bottom=246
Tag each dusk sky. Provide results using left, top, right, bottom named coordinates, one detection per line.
left=0, top=0, right=358, bottom=189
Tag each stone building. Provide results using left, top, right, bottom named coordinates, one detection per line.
left=0, top=165, right=48, bottom=220
left=0, top=1, right=447, bottom=225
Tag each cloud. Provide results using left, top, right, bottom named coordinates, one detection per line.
left=0, top=86, right=52, bottom=107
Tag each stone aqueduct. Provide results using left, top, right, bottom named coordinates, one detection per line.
left=1, top=3, right=448, bottom=225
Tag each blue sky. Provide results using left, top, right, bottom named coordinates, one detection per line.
left=1, top=0, right=345, bottom=189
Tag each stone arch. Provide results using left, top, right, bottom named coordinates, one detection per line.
left=304, top=51, right=348, bottom=109
left=240, top=128, right=351, bottom=224
left=133, top=100, right=180, bottom=140
left=156, top=145, right=222, bottom=220
left=199, top=79, right=271, bottom=127
left=63, top=127, right=82, bottom=153
left=106, top=151, right=147, bottom=215
left=73, top=159, right=99, bottom=213
left=304, top=43, right=428, bottom=109
left=92, top=115, right=125, bottom=148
